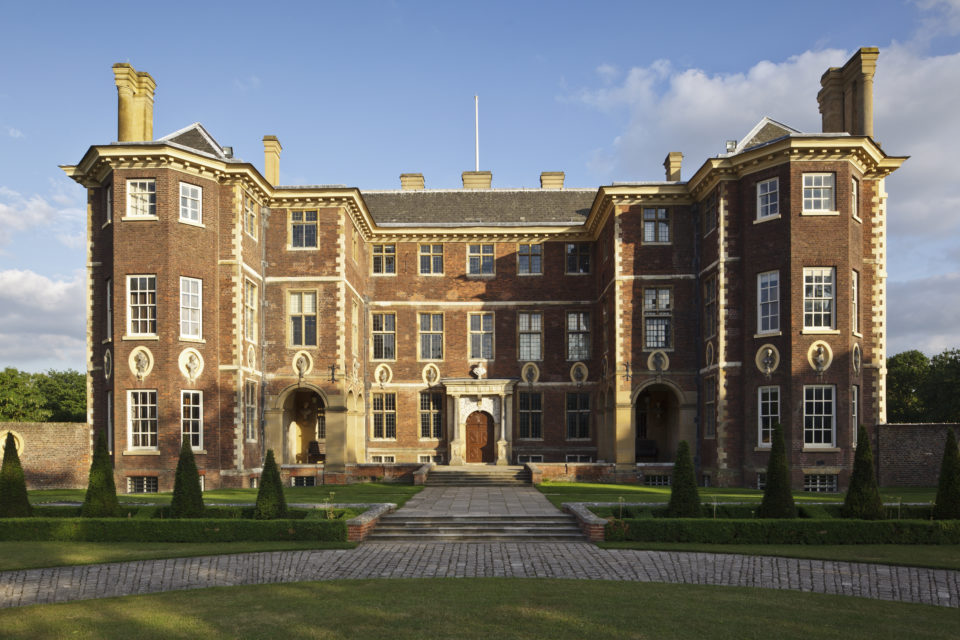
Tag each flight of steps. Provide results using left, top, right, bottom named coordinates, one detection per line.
left=424, top=465, right=530, bottom=486
left=365, top=512, right=586, bottom=543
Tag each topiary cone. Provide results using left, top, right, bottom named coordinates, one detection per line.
left=0, top=431, right=32, bottom=517
left=254, top=449, right=287, bottom=519
left=666, top=440, right=701, bottom=517
left=170, top=438, right=205, bottom=518
left=933, top=428, right=960, bottom=520
left=841, top=425, right=885, bottom=520
left=81, top=431, right=120, bottom=517
left=757, top=423, right=797, bottom=518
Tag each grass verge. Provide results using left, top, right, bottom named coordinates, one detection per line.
left=0, top=579, right=954, bottom=639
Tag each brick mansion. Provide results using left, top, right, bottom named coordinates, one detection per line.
left=62, top=48, right=905, bottom=492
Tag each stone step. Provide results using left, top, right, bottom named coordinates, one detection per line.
left=365, top=532, right=586, bottom=543
left=378, top=516, right=576, bottom=525
left=367, top=513, right=586, bottom=543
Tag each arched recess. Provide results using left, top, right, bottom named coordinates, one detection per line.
left=279, top=384, right=328, bottom=465
left=632, top=379, right=692, bottom=464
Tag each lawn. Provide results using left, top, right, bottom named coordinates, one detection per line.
left=0, top=579, right=954, bottom=639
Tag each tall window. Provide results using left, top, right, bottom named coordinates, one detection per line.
left=244, top=280, right=258, bottom=341
left=244, top=193, right=258, bottom=238
left=643, top=288, right=672, bottom=348
left=757, top=271, right=780, bottom=333
left=757, top=178, right=779, bottom=219
left=127, top=275, right=157, bottom=336
left=851, top=177, right=860, bottom=220
left=372, top=392, right=397, bottom=439
left=643, top=207, right=670, bottom=243
left=566, top=311, right=590, bottom=360
left=181, top=390, right=202, bottom=449
left=702, top=195, right=717, bottom=235
left=105, top=185, right=113, bottom=223
left=244, top=380, right=258, bottom=441
left=851, top=385, right=860, bottom=445
left=703, top=377, right=716, bottom=438
left=419, top=244, right=443, bottom=274
left=419, top=313, right=443, bottom=360
left=372, top=313, right=396, bottom=360
left=804, top=385, right=835, bottom=447
left=803, top=267, right=835, bottom=329
left=851, top=270, right=860, bottom=334
left=703, top=276, right=717, bottom=338
left=106, top=390, right=113, bottom=453
left=518, top=392, right=543, bottom=439
left=518, top=312, right=542, bottom=361
left=802, top=173, right=835, bottom=211
left=126, top=179, right=156, bottom=217
left=372, top=244, right=396, bottom=274
left=105, top=278, right=112, bottom=337
left=419, top=392, right=443, bottom=439
left=179, top=182, right=202, bottom=223
left=468, top=244, right=495, bottom=275
left=289, top=291, right=317, bottom=346
left=291, top=211, right=318, bottom=248
left=179, top=277, right=202, bottom=339
left=469, top=312, right=494, bottom=359
left=518, top=244, right=543, bottom=275
left=128, top=390, right=158, bottom=449
left=566, top=393, right=590, bottom=439
left=351, top=302, right=359, bottom=356
left=758, top=386, right=779, bottom=447
left=565, top=243, right=590, bottom=274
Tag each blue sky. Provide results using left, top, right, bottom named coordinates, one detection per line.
left=1, top=0, right=959, bottom=371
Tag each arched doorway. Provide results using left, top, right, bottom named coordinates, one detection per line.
left=284, top=389, right=326, bottom=464
left=465, top=411, right=495, bottom=463
left=634, top=384, right=679, bottom=462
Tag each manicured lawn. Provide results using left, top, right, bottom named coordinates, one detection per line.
left=28, top=483, right=423, bottom=507
left=0, top=541, right=355, bottom=572
left=598, top=542, right=960, bottom=571
left=0, top=579, right=955, bottom=639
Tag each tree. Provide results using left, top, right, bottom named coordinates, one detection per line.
left=81, top=431, right=119, bottom=517
left=923, top=349, right=960, bottom=423
left=757, top=423, right=797, bottom=518
left=666, top=440, right=701, bottom=517
left=170, top=439, right=205, bottom=518
left=0, top=432, right=32, bottom=517
left=886, top=350, right=930, bottom=423
left=933, top=428, right=960, bottom=520
left=0, top=368, right=50, bottom=422
left=841, top=426, right=885, bottom=519
left=36, top=370, right=86, bottom=422
left=254, top=449, right=287, bottom=519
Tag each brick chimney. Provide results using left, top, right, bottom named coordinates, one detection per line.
left=400, top=173, right=425, bottom=190
left=462, top=171, right=492, bottom=189
left=263, top=136, right=282, bottom=185
left=112, top=63, right=156, bottom=142
left=663, top=152, right=683, bottom=181
left=817, top=47, right=879, bottom=137
left=540, top=171, right=564, bottom=189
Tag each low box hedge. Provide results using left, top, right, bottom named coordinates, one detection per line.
left=605, top=517, right=960, bottom=545
left=0, top=518, right=347, bottom=543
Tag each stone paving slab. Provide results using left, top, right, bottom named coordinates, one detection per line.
left=1, top=544, right=957, bottom=609
left=397, top=486, right=561, bottom=516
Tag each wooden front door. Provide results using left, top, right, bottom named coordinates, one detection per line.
left=465, top=411, right=495, bottom=463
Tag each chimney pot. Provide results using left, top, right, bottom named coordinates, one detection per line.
left=263, top=136, right=282, bottom=186
left=462, top=170, right=492, bottom=189
left=113, top=63, right=155, bottom=142
left=663, top=152, right=683, bottom=182
left=540, top=171, right=564, bottom=189
left=818, top=47, right=878, bottom=137
left=400, top=173, right=425, bottom=190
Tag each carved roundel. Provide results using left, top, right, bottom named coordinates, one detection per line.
left=646, top=350, right=670, bottom=372
left=128, top=346, right=154, bottom=381
left=705, top=342, right=715, bottom=368
left=754, top=344, right=780, bottom=375
left=291, top=351, right=313, bottom=378
left=247, top=345, right=256, bottom=369
left=569, top=362, right=588, bottom=385
left=0, top=430, right=23, bottom=456
left=178, top=348, right=204, bottom=382
left=852, top=343, right=862, bottom=376
left=103, top=349, right=113, bottom=380
left=521, top=362, right=540, bottom=385
left=375, top=363, right=393, bottom=386
left=806, top=340, right=834, bottom=373
left=422, top=363, right=441, bottom=386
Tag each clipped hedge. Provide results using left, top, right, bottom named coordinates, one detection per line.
left=0, top=518, right=346, bottom=543
left=604, top=517, right=960, bottom=545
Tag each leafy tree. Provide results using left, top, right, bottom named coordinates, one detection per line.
left=666, top=440, right=701, bottom=517
left=170, top=439, right=205, bottom=518
left=0, top=368, right=50, bottom=422
left=36, top=370, right=86, bottom=422
left=757, top=423, right=797, bottom=518
left=0, top=431, right=32, bottom=517
left=254, top=449, right=287, bottom=519
left=933, top=428, right=960, bottom=520
left=81, top=431, right=119, bottom=517
left=886, top=350, right=930, bottom=423
left=842, top=426, right=885, bottom=520
left=923, top=349, right=960, bottom=423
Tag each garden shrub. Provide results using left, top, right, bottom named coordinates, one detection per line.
left=798, top=505, right=835, bottom=519
left=842, top=426, right=885, bottom=520
left=254, top=449, right=287, bottom=519
left=666, top=441, right=700, bottom=517
left=933, top=428, right=960, bottom=520
left=757, top=423, right=797, bottom=518
left=81, top=432, right=119, bottom=518
left=0, top=431, right=31, bottom=517
left=170, top=440, right=205, bottom=518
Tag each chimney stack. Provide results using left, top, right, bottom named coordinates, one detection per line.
left=663, top=152, right=683, bottom=181
left=263, top=136, right=282, bottom=185
left=540, top=171, right=564, bottom=189
left=400, top=173, right=425, bottom=190
left=462, top=170, right=492, bottom=189
left=817, top=47, right=879, bottom=137
left=112, top=63, right=156, bottom=142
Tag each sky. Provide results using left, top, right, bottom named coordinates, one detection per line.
left=1, top=0, right=959, bottom=372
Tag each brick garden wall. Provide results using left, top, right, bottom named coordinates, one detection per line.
left=877, top=423, right=958, bottom=487
left=0, top=422, right=90, bottom=490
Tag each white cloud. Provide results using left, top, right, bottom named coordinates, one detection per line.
left=595, top=63, right=619, bottom=84
left=234, top=75, right=261, bottom=92
left=912, top=0, right=960, bottom=41
left=888, top=274, right=960, bottom=355
left=0, top=186, right=84, bottom=247
left=6, top=127, right=23, bottom=139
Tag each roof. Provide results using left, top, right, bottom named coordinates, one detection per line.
left=734, top=117, right=800, bottom=153
left=157, top=123, right=232, bottom=161
left=360, top=189, right=597, bottom=227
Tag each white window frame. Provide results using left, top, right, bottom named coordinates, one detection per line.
left=643, top=287, right=672, bottom=349
left=566, top=311, right=590, bottom=361
left=372, top=312, right=396, bottom=360
left=803, top=267, right=836, bottom=330
left=851, top=270, right=860, bottom=335
left=419, top=391, right=443, bottom=439
left=851, top=384, right=860, bottom=446
left=179, top=277, right=202, bottom=340
left=757, top=386, right=779, bottom=447
left=803, top=474, right=838, bottom=493
left=370, top=455, right=396, bottom=463
left=181, top=390, right=203, bottom=450
left=703, top=275, right=717, bottom=339
left=419, top=244, right=444, bottom=275
left=179, top=182, right=202, bottom=224
left=518, top=243, right=543, bottom=275
left=125, top=179, right=156, bottom=218
left=803, top=384, right=835, bottom=448
left=372, top=244, right=396, bottom=275
left=126, top=275, right=157, bottom=337
left=757, top=271, right=780, bottom=334
left=757, top=177, right=779, bottom=220
left=518, top=311, right=543, bottom=361
left=467, top=244, right=495, bottom=275
left=289, top=291, right=318, bottom=347
left=372, top=392, right=397, bottom=440
left=851, top=177, right=860, bottom=222
left=517, top=454, right=544, bottom=463
left=244, top=279, right=258, bottom=342
left=419, top=313, right=444, bottom=360
left=469, top=312, right=494, bottom=360
left=244, top=193, right=258, bottom=239
left=105, top=278, right=113, bottom=337
left=703, top=377, right=716, bottom=439
left=518, top=391, right=543, bottom=440
left=105, top=184, right=113, bottom=224
left=127, top=389, right=158, bottom=450
left=106, top=390, right=113, bottom=454
left=127, top=476, right=158, bottom=493
left=802, top=173, right=836, bottom=213
left=244, top=379, right=258, bottom=441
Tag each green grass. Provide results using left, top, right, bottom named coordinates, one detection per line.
left=535, top=481, right=937, bottom=509
left=0, top=579, right=955, bottom=639
left=0, top=541, right=355, bottom=571
left=598, top=542, right=960, bottom=571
